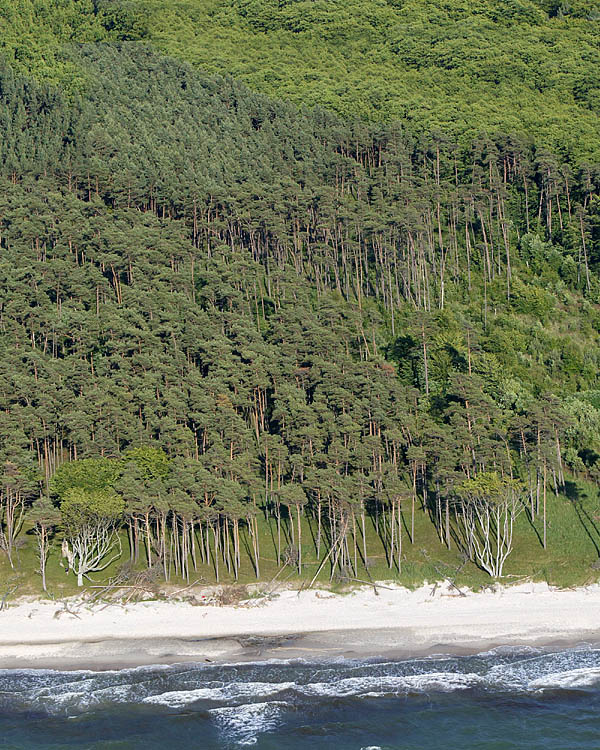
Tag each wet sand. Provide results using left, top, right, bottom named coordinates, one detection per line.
left=2, top=630, right=599, bottom=672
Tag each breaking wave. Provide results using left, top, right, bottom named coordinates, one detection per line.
left=2, top=647, right=600, bottom=745
left=209, top=701, right=287, bottom=745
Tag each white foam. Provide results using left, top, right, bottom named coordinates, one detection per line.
left=29, top=681, right=144, bottom=712
left=302, top=671, right=482, bottom=698
left=143, top=681, right=296, bottom=707
left=529, top=667, right=600, bottom=692
left=402, top=672, right=483, bottom=692
left=210, top=701, right=286, bottom=745
left=8, top=648, right=600, bottom=718
left=486, top=649, right=600, bottom=692
left=478, top=645, right=542, bottom=658
left=143, top=687, right=222, bottom=707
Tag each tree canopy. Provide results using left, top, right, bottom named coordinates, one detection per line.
left=2, top=0, right=599, bottom=163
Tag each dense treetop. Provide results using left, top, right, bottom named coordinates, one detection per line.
left=2, top=0, right=599, bottom=163
left=143, top=0, right=600, bottom=160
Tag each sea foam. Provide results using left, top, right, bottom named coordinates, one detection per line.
left=3, top=646, right=600, bottom=719
left=143, top=681, right=296, bottom=707
left=209, top=701, right=287, bottom=745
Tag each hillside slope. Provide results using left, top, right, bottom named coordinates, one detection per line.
left=2, top=0, right=600, bottom=161
left=0, top=14, right=599, bottom=592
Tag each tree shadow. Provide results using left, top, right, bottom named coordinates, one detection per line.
left=563, top=480, right=581, bottom=502
left=522, top=501, right=544, bottom=548
left=306, top=512, right=322, bottom=559
left=240, top=522, right=256, bottom=576
left=265, top=512, right=278, bottom=563
left=564, top=480, right=600, bottom=557
left=367, top=501, right=391, bottom=567
left=400, top=507, right=412, bottom=543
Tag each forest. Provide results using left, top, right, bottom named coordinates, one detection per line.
left=2, top=0, right=600, bottom=161
left=1, top=3, right=600, bottom=594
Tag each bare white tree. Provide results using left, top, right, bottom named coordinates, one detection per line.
left=455, top=473, right=524, bottom=577
left=61, top=489, right=124, bottom=586
left=0, top=462, right=29, bottom=569
left=30, top=496, right=61, bottom=592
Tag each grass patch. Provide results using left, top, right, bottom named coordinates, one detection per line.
left=3, top=476, right=600, bottom=605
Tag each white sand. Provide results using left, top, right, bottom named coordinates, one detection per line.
left=1, top=581, right=600, bottom=668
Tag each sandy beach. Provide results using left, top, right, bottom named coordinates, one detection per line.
left=1, top=581, right=599, bottom=669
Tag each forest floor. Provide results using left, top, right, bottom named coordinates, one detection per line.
left=3, top=479, right=600, bottom=605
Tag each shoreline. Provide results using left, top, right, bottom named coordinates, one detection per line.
left=1, top=581, right=600, bottom=670
left=1, top=631, right=599, bottom=672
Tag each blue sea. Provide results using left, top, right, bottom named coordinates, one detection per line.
left=2, top=647, right=600, bottom=749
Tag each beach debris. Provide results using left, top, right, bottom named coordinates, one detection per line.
left=345, top=578, right=395, bottom=592
left=53, top=601, right=81, bottom=619
left=421, top=550, right=467, bottom=597
left=0, top=583, right=18, bottom=611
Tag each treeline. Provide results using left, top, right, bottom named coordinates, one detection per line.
left=0, top=45, right=600, bottom=584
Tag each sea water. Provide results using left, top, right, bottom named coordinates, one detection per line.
left=2, top=646, right=600, bottom=748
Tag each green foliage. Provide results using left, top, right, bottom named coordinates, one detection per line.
left=0, top=0, right=107, bottom=90
left=0, top=24, right=598, bottom=588
left=2, top=0, right=600, bottom=162
left=60, top=487, right=124, bottom=531
left=134, top=0, right=600, bottom=162
left=510, top=278, right=555, bottom=321
left=51, top=458, right=123, bottom=499
left=29, top=495, right=61, bottom=527
left=95, top=0, right=150, bottom=39
left=278, top=483, right=307, bottom=508
left=457, top=472, right=524, bottom=506
left=124, top=447, right=171, bottom=480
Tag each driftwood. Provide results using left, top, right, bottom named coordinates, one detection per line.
left=86, top=583, right=148, bottom=591
left=165, top=579, right=204, bottom=598
left=83, top=576, right=206, bottom=609
left=421, top=550, right=467, bottom=597
left=346, top=577, right=395, bottom=592
left=82, top=564, right=166, bottom=607
left=0, top=584, right=18, bottom=611
left=53, top=602, right=82, bottom=619
left=263, top=562, right=296, bottom=597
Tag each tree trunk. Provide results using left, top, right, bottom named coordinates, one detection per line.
left=39, top=526, right=48, bottom=592
left=213, top=522, right=219, bottom=582
left=276, top=502, right=281, bottom=566
left=397, top=499, right=402, bottom=572
left=543, top=461, right=547, bottom=549
left=297, top=505, right=302, bottom=575
left=316, top=499, right=322, bottom=558
left=144, top=513, right=152, bottom=567
left=389, top=501, right=395, bottom=569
